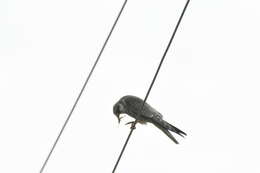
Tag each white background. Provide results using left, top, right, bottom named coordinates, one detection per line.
left=1, top=0, right=260, bottom=172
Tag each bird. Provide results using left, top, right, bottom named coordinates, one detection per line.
left=113, top=95, right=186, bottom=144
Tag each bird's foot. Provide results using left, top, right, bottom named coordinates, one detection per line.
left=125, top=121, right=136, bottom=129
left=125, top=121, right=135, bottom=125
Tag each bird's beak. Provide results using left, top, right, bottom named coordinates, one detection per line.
left=117, top=114, right=121, bottom=124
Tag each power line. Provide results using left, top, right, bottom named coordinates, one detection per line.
left=112, top=0, right=190, bottom=172
left=39, top=0, right=128, bottom=172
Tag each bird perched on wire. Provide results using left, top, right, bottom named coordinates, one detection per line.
left=113, top=95, right=186, bottom=144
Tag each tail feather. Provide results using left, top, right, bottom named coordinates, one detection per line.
left=151, top=116, right=187, bottom=137
left=153, top=123, right=179, bottom=144
left=166, top=122, right=187, bottom=137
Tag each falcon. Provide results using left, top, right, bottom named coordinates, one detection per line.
left=113, top=95, right=186, bottom=144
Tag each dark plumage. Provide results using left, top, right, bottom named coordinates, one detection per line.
left=113, top=95, right=186, bottom=144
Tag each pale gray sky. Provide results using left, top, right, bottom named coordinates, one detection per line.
left=1, top=0, right=260, bottom=172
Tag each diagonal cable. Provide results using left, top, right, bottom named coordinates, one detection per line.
left=112, top=0, right=190, bottom=172
left=39, top=0, right=128, bottom=172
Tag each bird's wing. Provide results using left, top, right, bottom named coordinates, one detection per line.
left=123, top=95, right=162, bottom=119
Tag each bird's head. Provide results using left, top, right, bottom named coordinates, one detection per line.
left=113, top=100, right=126, bottom=124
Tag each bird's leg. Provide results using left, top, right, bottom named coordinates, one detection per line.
left=125, top=121, right=136, bottom=129
left=125, top=121, right=135, bottom=125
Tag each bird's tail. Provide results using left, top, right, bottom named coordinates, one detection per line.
left=151, top=117, right=187, bottom=143
left=163, top=120, right=187, bottom=137
left=153, top=123, right=179, bottom=144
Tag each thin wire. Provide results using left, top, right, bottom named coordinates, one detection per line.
left=112, top=0, right=190, bottom=172
left=39, top=1, right=128, bottom=172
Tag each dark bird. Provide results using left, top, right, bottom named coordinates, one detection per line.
left=113, top=95, right=186, bottom=144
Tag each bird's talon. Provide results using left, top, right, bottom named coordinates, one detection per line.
left=130, top=125, right=136, bottom=130
left=125, top=121, right=134, bottom=125
left=125, top=121, right=136, bottom=129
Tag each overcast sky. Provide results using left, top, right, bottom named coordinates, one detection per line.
left=1, top=0, right=260, bottom=172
